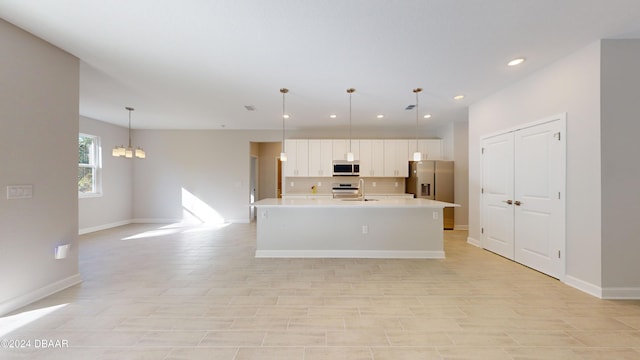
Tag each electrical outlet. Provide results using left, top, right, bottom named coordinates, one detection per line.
left=395, top=182, right=399, bottom=187
left=317, top=182, right=322, bottom=187
left=372, top=182, right=377, bottom=187
left=290, top=182, right=294, bottom=187
left=362, top=225, right=368, bottom=234
left=433, top=211, right=439, bottom=220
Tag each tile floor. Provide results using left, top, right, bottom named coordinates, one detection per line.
left=1, top=223, right=640, bottom=359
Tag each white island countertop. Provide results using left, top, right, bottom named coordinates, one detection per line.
left=254, top=198, right=458, bottom=208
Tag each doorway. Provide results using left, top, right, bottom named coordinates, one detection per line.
left=250, top=155, right=258, bottom=221
left=481, top=114, right=566, bottom=279
left=249, top=142, right=282, bottom=218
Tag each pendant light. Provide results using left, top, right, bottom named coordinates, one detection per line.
left=279, top=88, right=289, bottom=162
left=412, top=88, right=423, bottom=162
left=346, top=88, right=356, bottom=162
left=112, top=107, right=145, bottom=159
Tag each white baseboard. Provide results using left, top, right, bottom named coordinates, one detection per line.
left=131, top=218, right=249, bottom=225
left=227, top=218, right=250, bottom=224
left=255, top=250, right=445, bottom=259
left=131, top=218, right=182, bottom=224
left=79, top=220, right=132, bottom=235
left=601, top=287, right=640, bottom=299
left=453, top=225, right=469, bottom=231
left=467, top=236, right=481, bottom=247
left=564, top=275, right=603, bottom=298
left=0, top=274, right=82, bottom=316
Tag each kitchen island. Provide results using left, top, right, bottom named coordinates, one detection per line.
left=253, top=198, right=458, bottom=259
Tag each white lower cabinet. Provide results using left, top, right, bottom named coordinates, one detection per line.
left=282, top=194, right=332, bottom=200
left=365, top=194, right=414, bottom=200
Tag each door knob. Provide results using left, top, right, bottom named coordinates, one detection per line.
left=502, top=200, right=513, bottom=205
left=514, top=200, right=521, bottom=206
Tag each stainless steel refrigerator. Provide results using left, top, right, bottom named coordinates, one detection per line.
left=406, top=160, right=455, bottom=229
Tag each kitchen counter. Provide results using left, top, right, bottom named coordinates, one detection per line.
left=253, top=198, right=458, bottom=259
left=281, top=193, right=414, bottom=199
left=255, top=197, right=456, bottom=208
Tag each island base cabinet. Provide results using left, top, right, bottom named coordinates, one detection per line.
left=255, top=207, right=444, bottom=258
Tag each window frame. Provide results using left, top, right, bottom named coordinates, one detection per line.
left=78, top=133, right=102, bottom=198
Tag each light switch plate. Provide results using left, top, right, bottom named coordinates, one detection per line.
left=7, top=185, right=33, bottom=199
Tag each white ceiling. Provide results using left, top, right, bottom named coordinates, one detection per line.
left=2, top=1, right=640, bottom=131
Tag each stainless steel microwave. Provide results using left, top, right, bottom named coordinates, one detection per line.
left=333, top=161, right=359, bottom=176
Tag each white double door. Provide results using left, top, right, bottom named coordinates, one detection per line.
left=481, top=117, right=565, bottom=279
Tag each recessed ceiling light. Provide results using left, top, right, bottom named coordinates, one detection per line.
left=507, top=57, right=525, bottom=66
left=329, top=114, right=337, bottom=119
left=453, top=95, right=465, bottom=100
left=376, top=114, right=384, bottom=119
left=423, top=114, right=432, bottom=119
left=283, top=114, right=290, bottom=119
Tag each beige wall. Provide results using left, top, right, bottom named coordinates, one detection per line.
left=0, top=19, right=80, bottom=314
left=131, top=130, right=283, bottom=224
left=469, top=41, right=602, bottom=289
left=79, top=116, right=133, bottom=233
left=600, top=39, right=640, bottom=291
left=453, top=121, right=469, bottom=228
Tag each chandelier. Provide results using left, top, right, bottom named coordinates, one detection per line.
left=112, top=107, right=145, bottom=159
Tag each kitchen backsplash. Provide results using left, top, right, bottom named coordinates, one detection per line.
left=284, top=177, right=406, bottom=195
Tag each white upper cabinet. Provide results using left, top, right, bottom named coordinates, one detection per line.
left=422, top=139, right=443, bottom=160
left=282, top=138, right=441, bottom=178
left=407, top=139, right=443, bottom=160
left=283, top=139, right=309, bottom=177
left=383, top=139, right=409, bottom=177
left=308, top=139, right=333, bottom=177
left=359, top=139, right=385, bottom=177
left=332, top=139, right=359, bottom=161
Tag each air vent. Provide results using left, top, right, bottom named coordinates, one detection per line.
left=405, top=104, right=415, bottom=110
left=244, top=105, right=256, bottom=111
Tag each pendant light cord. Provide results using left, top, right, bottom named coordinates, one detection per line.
left=126, top=106, right=135, bottom=148
left=282, top=91, right=285, bottom=151
left=128, top=108, right=132, bottom=147
left=415, top=91, right=418, bottom=152
left=413, top=88, right=422, bottom=153
left=349, top=91, right=352, bottom=153
left=346, top=88, right=355, bottom=154
left=280, top=88, right=288, bottom=153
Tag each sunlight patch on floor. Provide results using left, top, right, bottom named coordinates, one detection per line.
left=0, top=303, right=67, bottom=337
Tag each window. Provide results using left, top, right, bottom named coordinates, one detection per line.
left=78, top=133, right=101, bottom=197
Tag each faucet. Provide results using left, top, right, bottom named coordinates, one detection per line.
left=359, top=178, right=365, bottom=201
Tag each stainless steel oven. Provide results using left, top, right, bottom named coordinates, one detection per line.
left=331, top=182, right=360, bottom=199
